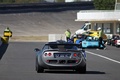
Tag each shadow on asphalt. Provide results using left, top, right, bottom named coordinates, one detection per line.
left=0, top=43, right=9, bottom=60
left=44, top=70, right=105, bottom=74
left=86, top=71, right=105, bottom=74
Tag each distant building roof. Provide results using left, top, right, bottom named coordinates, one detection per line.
left=75, top=10, right=120, bottom=23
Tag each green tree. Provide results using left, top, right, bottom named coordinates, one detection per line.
left=0, top=0, right=3, bottom=2
left=0, top=0, right=15, bottom=3
left=14, top=0, right=40, bottom=3
left=94, top=0, right=115, bottom=10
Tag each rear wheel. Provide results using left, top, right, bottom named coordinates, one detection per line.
left=116, top=45, right=119, bottom=48
left=76, top=65, right=86, bottom=74
left=36, top=59, right=44, bottom=73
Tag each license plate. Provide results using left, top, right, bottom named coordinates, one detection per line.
left=60, top=54, right=65, bottom=57
left=54, top=53, right=70, bottom=58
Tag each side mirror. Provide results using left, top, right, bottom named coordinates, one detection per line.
left=34, top=48, right=40, bottom=52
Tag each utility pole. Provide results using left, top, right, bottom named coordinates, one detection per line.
left=115, top=0, right=117, bottom=10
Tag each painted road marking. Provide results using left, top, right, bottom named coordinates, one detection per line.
left=86, top=51, right=120, bottom=64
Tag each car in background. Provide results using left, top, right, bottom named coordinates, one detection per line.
left=107, top=35, right=120, bottom=47
left=35, top=40, right=86, bottom=73
left=115, top=39, right=120, bottom=47
left=83, top=30, right=107, bottom=43
left=75, top=22, right=91, bottom=35
left=75, top=22, right=107, bottom=43
left=82, top=36, right=104, bottom=49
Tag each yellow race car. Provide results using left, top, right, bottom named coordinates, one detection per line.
left=83, top=30, right=107, bottom=42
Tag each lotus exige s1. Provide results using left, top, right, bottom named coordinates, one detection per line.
left=34, top=40, right=86, bottom=73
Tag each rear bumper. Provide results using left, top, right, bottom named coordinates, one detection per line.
left=38, top=58, right=86, bottom=69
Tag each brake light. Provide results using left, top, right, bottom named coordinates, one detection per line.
left=44, top=52, right=52, bottom=56
left=73, top=53, right=77, bottom=57
left=48, top=53, right=52, bottom=56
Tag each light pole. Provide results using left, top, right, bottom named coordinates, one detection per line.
left=115, top=0, right=117, bottom=10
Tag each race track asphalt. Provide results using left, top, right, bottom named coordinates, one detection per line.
left=0, top=3, right=120, bottom=80
left=0, top=42, right=120, bottom=80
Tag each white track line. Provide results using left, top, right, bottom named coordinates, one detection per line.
left=86, top=51, right=120, bottom=64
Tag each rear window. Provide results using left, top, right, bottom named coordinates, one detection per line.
left=86, top=37, right=98, bottom=41
left=43, top=44, right=78, bottom=50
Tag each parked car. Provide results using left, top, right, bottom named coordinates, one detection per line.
left=75, top=22, right=91, bottom=35
left=107, top=35, right=120, bottom=47
left=115, top=39, right=120, bottom=47
left=82, top=36, right=104, bottom=49
left=34, top=40, right=86, bottom=73
left=75, top=22, right=107, bottom=43
left=83, top=30, right=107, bottom=43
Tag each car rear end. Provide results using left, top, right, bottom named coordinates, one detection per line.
left=36, top=42, right=86, bottom=73
left=115, top=39, right=120, bottom=47
left=40, top=50, right=86, bottom=69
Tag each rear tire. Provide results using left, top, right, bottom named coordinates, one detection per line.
left=116, top=45, right=119, bottom=48
left=36, top=59, right=44, bottom=73
left=76, top=65, right=86, bottom=74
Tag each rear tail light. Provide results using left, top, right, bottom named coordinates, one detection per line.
left=73, top=53, right=77, bottom=57
left=44, top=52, right=52, bottom=56
left=73, top=53, right=81, bottom=57
left=48, top=53, right=52, bottom=56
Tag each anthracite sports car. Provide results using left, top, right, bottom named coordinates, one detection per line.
left=34, top=40, right=86, bottom=73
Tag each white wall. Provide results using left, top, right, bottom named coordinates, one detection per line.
left=44, top=0, right=55, bottom=2
left=65, top=0, right=75, bottom=2
left=80, top=0, right=93, bottom=1
left=77, top=10, right=120, bottom=21
left=48, top=34, right=66, bottom=42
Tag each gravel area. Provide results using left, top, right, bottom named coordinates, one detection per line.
left=0, top=10, right=84, bottom=41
